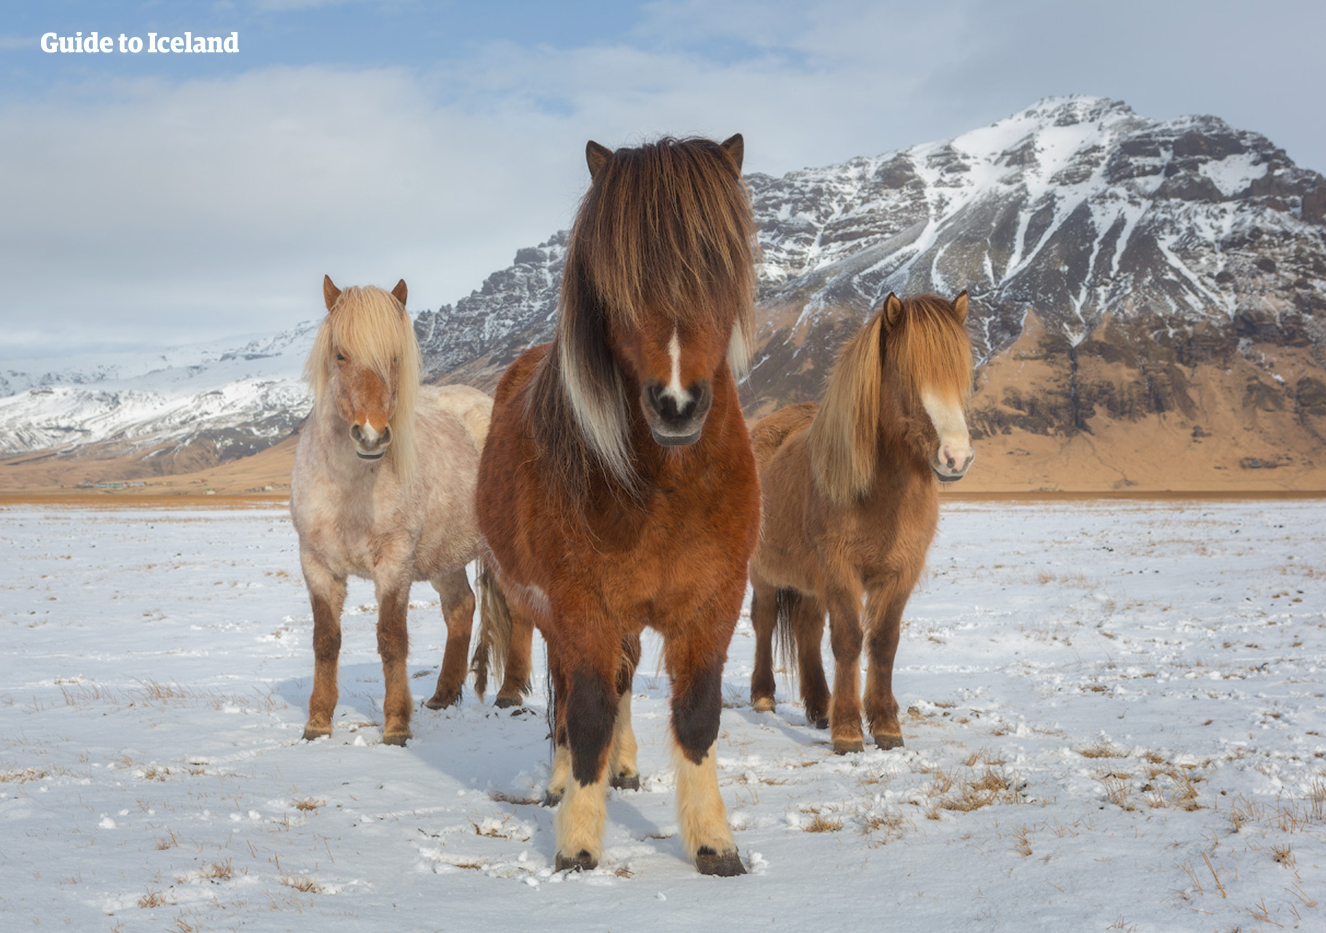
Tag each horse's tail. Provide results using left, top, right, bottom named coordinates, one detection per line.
left=775, top=587, right=800, bottom=683
left=470, top=557, right=513, bottom=701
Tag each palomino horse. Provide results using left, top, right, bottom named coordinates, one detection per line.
left=477, top=135, right=760, bottom=875
left=291, top=276, right=508, bottom=745
left=748, top=292, right=974, bottom=754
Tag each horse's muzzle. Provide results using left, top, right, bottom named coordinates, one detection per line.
left=931, top=448, right=973, bottom=483
left=350, top=422, right=392, bottom=460
left=642, top=380, right=712, bottom=447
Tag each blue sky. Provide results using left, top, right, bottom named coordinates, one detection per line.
left=3, top=0, right=1324, bottom=358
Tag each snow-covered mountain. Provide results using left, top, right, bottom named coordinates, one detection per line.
left=0, top=325, right=317, bottom=461
left=5, top=96, right=1325, bottom=487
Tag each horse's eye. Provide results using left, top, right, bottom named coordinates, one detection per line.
left=336, top=352, right=346, bottom=362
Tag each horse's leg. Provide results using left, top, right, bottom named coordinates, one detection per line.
left=609, top=632, right=642, bottom=790
left=792, top=593, right=830, bottom=729
left=544, top=652, right=571, bottom=807
left=424, top=566, right=474, bottom=710
left=665, top=617, right=745, bottom=876
left=375, top=581, right=413, bottom=745
left=495, top=609, right=534, bottom=709
left=864, top=588, right=910, bottom=749
left=551, top=634, right=618, bottom=872
left=302, top=553, right=346, bottom=740
left=824, top=582, right=865, bottom=754
left=749, top=576, right=778, bottom=712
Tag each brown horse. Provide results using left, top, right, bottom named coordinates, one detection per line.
left=748, top=292, right=974, bottom=754
left=477, top=135, right=759, bottom=876
left=291, top=277, right=508, bottom=745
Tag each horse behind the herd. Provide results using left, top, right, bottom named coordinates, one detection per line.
left=748, top=291, right=975, bottom=754
left=290, top=276, right=516, bottom=747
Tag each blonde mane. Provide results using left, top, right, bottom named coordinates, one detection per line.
left=807, top=294, right=972, bottom=505
left=305, top=284, right=422, bottom=483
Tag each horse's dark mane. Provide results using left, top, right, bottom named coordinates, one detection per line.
left=524, top=136, right=757, bottom=494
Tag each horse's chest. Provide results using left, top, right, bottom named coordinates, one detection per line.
left=295, top=489, right=414, bottom=579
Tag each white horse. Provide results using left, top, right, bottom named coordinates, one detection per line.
left=291, top=275, right=505, bottom=745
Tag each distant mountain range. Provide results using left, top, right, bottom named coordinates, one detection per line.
left=4, top=96, right=1324, bottom=491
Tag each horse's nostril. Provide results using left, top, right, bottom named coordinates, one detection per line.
left=350, top=424, right=363, bottom=443
left=380, top=425, right=391, bottom=446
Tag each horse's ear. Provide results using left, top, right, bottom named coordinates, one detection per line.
left=953, top=290, right=968, bottom=324
left=586, top=140, right=612, bottom=179
left=323, top=275, right=341, bottom=313
left=392, top=279, right=408, bottom=307
left=882, top=293, right=903, bottom=329
left=721, top=133, right=744, bottom=171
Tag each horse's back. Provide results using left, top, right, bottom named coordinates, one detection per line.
left=492, top=344, right=550, bottom=407
left=749, top=402, right=817, bottom=473
left=421, top=383, right=493, bottom=449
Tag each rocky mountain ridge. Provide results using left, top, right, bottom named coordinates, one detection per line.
left=5, top=96, right=1324, bottom=491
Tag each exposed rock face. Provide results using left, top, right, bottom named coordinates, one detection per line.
left=5, top=97, right=1325, bottom=490
left=410, top=96, right=1326, bottom=488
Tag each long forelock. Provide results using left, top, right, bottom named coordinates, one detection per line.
left=565, top=137, right=757, bottom=341
left=887, top=296, right=973, bottom=406
left=304, top=285, right=421, bottom=481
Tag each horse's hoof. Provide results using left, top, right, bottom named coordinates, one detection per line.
left=554, top=849, right=597, bottom=872
left=873, top=733, right=905, bottom=750
left=543, top=790, right=563, bottom=808
left=302, top=725, right=332, bottom=741
left=832, top=738, right=865, bottom=755
left=751, top=696, right=775, bottom=713
left=382, top=731, right=411, bottom=747
left=696, top=846, right=746, bottom=876
left=424, top=690, right=460, bottom=710
left=610, top=771, right=641, bottom=791
left=806, top=707, right=828, bottom=729
left=813, top=717, right=829, bottom=730
left=493, top=694, right=521, bottom=709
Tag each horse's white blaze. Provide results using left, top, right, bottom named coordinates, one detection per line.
left=661, top=328, right=691, bottom=405
left=673, top=740, right=738, bottom=860
left=920, top=388, right=973, bottom=474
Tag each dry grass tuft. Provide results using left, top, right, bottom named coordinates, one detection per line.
left=801, top=808, right=844, bottom=833
left=292, top=797, right=324, bottom=812
left=155, top=829, right=181, bottom=851
left=0, top=766, right=50, bottom=783
left=200, top=860, right=234, bottom=881
left=137, top=890, right=171, bottom=909
left=1100, top=774, right=1137, bottom=812
left=1078, top=740, right=1127, bottom=759
left=1011, top=825, right=1033, bottom=857
left=1271, top=843, right=1295, bottom=868
left=280, top=875, right=324, bottom=894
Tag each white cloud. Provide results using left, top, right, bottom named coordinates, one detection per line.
left=3, top=0, right=1323, bottom=357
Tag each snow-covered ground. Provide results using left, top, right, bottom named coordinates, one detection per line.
left=1, top=500, right=1323, bottom=931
